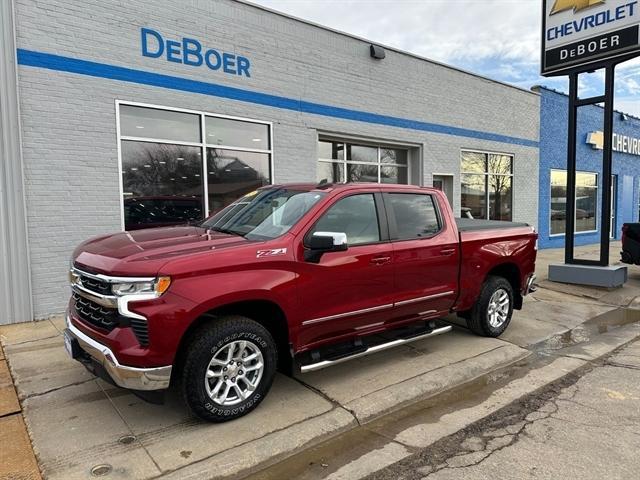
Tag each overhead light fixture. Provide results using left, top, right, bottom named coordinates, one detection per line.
left=144, top=164, right=151, bottom=168
left=370, top=44, right=385, bottom=60
left=181, top=176, right=187, bottom=179
left=159, top=161, right=166, bottom=164
left=170, top=177, right=175, bottom=181
left=252, top=138, right=262, bottom=142
left=195, top=174, right=200, bottom=177
left=135, top=125, right=145, bottom=129
left=176, top=157, right=184, bottom=160
left=130, top=167, right=138, bottom=171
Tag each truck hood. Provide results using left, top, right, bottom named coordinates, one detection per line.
left=73, top=226, right=249, bottom=276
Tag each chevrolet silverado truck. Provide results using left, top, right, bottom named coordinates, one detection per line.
left=65, top=183, right=537, bottom=422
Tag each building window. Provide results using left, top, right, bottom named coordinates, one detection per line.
left=550, top=170, right=598, bottom=235
left=118, top=103, right=272, bottom=230
left=461, top=151, right=513, bottom=221
left=318, top=139, right=409, bottom=184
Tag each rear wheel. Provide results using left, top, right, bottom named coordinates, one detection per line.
left=466, top=276, right=514, bottom=337
left=181, top=316, right=277, bottom=422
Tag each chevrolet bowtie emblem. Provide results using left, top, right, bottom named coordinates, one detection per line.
left=587, top=131, right=605, bottom=150
left=550, top=0, right=606, bottom=15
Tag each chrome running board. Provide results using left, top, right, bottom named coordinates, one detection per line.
left=299, top=325, right=452, bottom=373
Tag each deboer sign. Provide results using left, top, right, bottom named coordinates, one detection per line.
left=542, top=0, right=640, bottom=76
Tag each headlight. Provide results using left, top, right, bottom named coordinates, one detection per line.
left=111, top=276, right=171, bottom=297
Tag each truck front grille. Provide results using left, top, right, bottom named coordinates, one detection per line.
left=73, top=292, right=119, bottom=331
left=78, top=274, right=112, bottom=296
left=72, top=293, right=150, bottom=346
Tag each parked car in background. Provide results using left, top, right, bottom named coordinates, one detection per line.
left=621, top=223, right=640, bottom=265
left=65, top=183, right=537, bottom=422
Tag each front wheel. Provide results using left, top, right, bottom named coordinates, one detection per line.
left=181, top=316, right=277, bottom=422
left=466, top=276, right=514, bottom=337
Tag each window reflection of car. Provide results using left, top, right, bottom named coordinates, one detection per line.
left=124, top=196, right=203, bottom=230
left=551, top=209, right=592, bottom=220
left=461, top=207, right=474, bottom=219
left=576, top=209, right=592, bottom=219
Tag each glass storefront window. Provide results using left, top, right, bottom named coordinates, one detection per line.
left=317, top=162, right=345, bottom=183
left=461, top=151, right=486, bottom=174
left=347, top=144, right=378, bottom=163
left=319, top=141, right=344, bottom=160
left=120, top=105, right=201, bottom=143
left=381, top=148, right=408, bottom=165
left=207, top=149, right=271, bottom=215
left=205, top=116, right=270, bottom=150
left=381, top=165, right=408, bottom=184
left=461, top=151, right=513, bottom=221
left=550, top=170, right=598, bottom=235
left=461, top=173, right=487, bottom=219
left=121, top=142, right=204, bottom=230
left=489, top=175, right=512, bottom=221
left=347, top=163, right=378, bottom=182
left=318, top=139, right=409, bottom=184
left=119, top=104, right=272, bottom=230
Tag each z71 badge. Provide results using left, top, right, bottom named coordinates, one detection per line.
left=256, top=248, right=287, bottom=258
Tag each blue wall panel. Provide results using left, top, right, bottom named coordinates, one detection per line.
left=538, top=88, right=640, bottom=249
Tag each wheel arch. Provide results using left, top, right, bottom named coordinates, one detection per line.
left=172, top=299, right=291, bottom=384
left=486, top=262, right=522, bottom=309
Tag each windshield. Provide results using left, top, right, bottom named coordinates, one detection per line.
left=202, top=188, right=326, bottom=240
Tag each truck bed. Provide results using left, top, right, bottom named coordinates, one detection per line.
left=455, top=218, right=529, bottom=232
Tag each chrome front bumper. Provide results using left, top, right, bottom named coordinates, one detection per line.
left=65, top=314, right=172, bottom=391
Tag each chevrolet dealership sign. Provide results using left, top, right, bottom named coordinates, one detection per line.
left=542, top=0, right=640, bottom=75
left=587, top=130, right=640, bottom=155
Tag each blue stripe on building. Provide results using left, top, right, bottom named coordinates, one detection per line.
left=16, top=48, right=539, bottom=148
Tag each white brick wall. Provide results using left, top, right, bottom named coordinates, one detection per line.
left=13, top=0, right=540, bottom=318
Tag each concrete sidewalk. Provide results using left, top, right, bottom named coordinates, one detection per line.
left=0, top=342, right=41, bottom=480
left=0, top=318, right=528, bottom=479
left=2, top=242, right=640, bottom=479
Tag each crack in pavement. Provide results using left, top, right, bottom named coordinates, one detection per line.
left=21, top=377, right=95, bottom=400
left=363, top=364, right=590, bottom=480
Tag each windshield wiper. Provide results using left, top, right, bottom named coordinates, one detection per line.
left=207, top=226, right=245, bottom=237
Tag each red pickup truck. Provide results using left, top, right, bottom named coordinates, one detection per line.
left=65, top=183, right=537, bottom=422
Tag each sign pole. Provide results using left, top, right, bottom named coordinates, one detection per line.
left=564, top=73, right=578, bottom=265
left=599, top=63, right=616, bottom=266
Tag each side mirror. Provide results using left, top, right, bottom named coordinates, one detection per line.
left=304, top=232, right=348, bottom=262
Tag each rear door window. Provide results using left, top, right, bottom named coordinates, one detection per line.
left=387, top=193, right=441, bottom=240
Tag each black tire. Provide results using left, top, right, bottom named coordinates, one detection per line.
left=181, top=315, right=277, bottom=422
left=466, top=276, right=514, bottom=337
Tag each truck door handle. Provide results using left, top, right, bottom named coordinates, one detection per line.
left=440, top=248, right=456, bottom=256
left=370, top=256, right=391, bottom=265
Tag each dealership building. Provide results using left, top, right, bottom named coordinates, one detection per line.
left=1, top=0, right=544, bottom=324
left=535, top=86, right=640, bottom=249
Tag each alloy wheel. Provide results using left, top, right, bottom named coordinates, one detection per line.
left=487, top=288, right=510, bottom=328
left=204, top=340, right=264, bottom=406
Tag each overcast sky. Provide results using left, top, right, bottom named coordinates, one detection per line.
left=250, top=0, right=640, bottom=116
